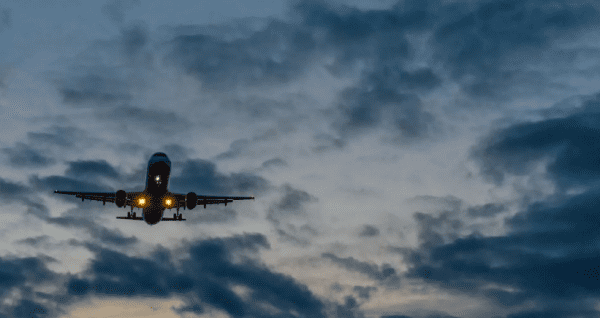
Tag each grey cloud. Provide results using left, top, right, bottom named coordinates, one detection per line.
left=59, top=73, right=132, bottom=106
left=0, top=8, right=11, bottom=33
left=120, top=23, right=149, bottom=59
left=267, top=184, right=316, bottom=223
left=322, top=253, right=398, bottom=283
left=65, top=160, right=120, bottom=180
left=2, top=142, right=55, bottom=168
left=47, top=216, right=137, bottom=246
left=167, top=19, right=317, bottom=90
left=359, top=224, right=380, bottom=237
left=0, top=177, right=29, bottom=202
left=170, top=158, right=270, bottom=196
left=471, top=92, right=600, bottom=189
left=29, top=175, right=114, bottom=193
left=312, top=133, right=345, bottom=152
left=261, top=157, right=287, bottom=169
left=327, top=295, right=365, bottom=318
left=26, top=126, right=85, bottom=148
left=467, top=203, right=506, bottom=218
left=394, top=185, right=600, bottom=314
left=334, top=88, right=435, bottom=141
left=17, top=235, right=51, bottom=247
left=353, top=285, right=377, bottom=300
left=215, top=139, right=250, bottom=160
left=102, top=0, right=140, bottom=24
left=98, top=105, right=189, bottom=133
left=432, top=0, right=600, bottom=98
left=63, top=233, right=326, bottom=317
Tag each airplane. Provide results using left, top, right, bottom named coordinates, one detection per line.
left=54, top=152, right=254, bottom=226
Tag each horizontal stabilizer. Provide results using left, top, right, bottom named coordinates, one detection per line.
left=116, top=216, right=144, bottom=220
left=161, top=217, right=186, bottom=221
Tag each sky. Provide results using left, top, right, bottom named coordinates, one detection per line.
left=1, top=0, right=600, bottom=317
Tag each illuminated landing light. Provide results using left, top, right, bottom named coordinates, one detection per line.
left=155, top=176, right=160, bottom=181
left=139, top=198, right=146, bottom=206
left=163, top=197, right=174, bottom=208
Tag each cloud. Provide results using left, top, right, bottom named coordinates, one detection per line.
left=30, top=174, right=114, bottom=193
left=169, top=158, right=270, bottom=195
left=46, top=216, right=138, bottom=246
left=26, top=125, right=87, bottom=148
left=358, top=224, right=380, bottom=237
left=0, top=177, right=29, bottom=203
left=0, top=7, right=11, bottom=33
left=467, top=203, right=506, bottom=218
left=471, top=92, right=600, bottom=189
left=97, top=104, right=190, bottom=133
left=1, top=142, right=55, bottom=168
left=59, top=73, right=133, bottom=107
left=101, top=0, right=140, bottom=24
left=62, top=233, right=326, bottom=317
left=261, top=158, right=287, bottom=169
left=16, top=235, right=51, bottom=247
left=353, top=285, right=377, bottom=300
left=322, top=253, right=399, bottom=284
left=65, top=160, right=120, bottom=180
left=166, top=19, right=317, bottom=90
left=431, top=0, right=600, bottom=98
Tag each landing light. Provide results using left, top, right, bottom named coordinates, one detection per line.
left=138, top=198, right=146, bottom=206
left=155, top=176, right=160, bottom=181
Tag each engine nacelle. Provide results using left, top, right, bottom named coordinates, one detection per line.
left=186, top=192, right=197, bottom=210
left=115, top=190, right=127, bottom=207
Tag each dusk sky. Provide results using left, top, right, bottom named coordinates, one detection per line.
left=2, top=0, right=600, bottom=317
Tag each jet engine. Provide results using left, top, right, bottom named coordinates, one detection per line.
left=186, top=192, right=197, bottom=210
left=116, top=190, right=127, bottom=207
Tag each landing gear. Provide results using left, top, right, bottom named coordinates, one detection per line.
left=173, top=213, right=176, bottom=219
left=132, top=212, right=136, bottom=218
left=127, top=212, right=131, bottom=218
left=178, top=214, right=182, bottom=221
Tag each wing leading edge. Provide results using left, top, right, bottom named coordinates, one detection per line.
left=173, top=194, right=254, bottom=209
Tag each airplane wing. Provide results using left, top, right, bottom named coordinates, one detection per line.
left=54, top=190, right=142, bottom=207
left=173, top=193, right=254, bottom=209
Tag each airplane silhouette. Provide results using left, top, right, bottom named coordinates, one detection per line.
left=54, top=152, right=254, bottom=225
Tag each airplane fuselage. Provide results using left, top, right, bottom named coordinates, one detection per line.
left=141, top=153, right=172, bottom=225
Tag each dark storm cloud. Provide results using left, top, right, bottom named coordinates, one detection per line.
left=65, top=160, right=120, bottom=180
left=432, top=0, right=600, bottom=98
left=1, top=142, right=55, bottom=168
left=0, top=7, right=12, bottom=33
left=101, top=0, right=140, bottom=24
left=471, top=92, right=600, bottom=189
left=63, top=233, right=326, bottom=317
left=322, top=253, right=398, bottom=284
left=169, top=158, right=270, bottom=195
left=359, top=224, right=380, bottom=237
